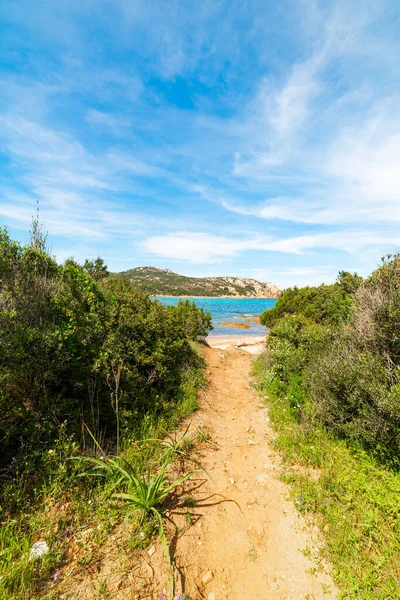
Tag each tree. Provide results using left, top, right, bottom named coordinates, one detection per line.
left=83, top=257, right=110, bottom=280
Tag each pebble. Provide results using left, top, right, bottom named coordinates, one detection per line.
left=202, top=571, right=214, bottom=585
left=247, top=439, right=256, bottom=445
left=208, top=593, right=216, bottom=600
left=147, top=546, right=155, bottom=557
left=229, top=477, right=235, bottom=484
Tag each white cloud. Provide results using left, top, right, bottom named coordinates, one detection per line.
left=142, top=229, right=400, bottom=264
left=142, top=232, right=253, bottom=263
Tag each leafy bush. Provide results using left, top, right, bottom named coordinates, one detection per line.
left=0, top=227, right=211, bottom=475
left=306, top=334, right=400, bottom=465
left=168, top=299, right=213, bottom=340
left=262, top=260, right=400, bottom=466
left=267, top=314, right=335, bottom=382
left=260, top=271, right=362, bottom=328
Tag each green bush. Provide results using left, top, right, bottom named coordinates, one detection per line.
left=168, top=299, right=213, bottom=340
left=0, top=227, right=211, bottom=476
left=260, top=271, right=362, bottom=328
left=263, top=259, right=400, bottom=467
left=267, top=313, right=335, bottom=383
left=305, top=334, right=400, bottom=465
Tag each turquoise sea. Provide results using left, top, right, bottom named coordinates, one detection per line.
left=156, top=297, right=277, bottom=336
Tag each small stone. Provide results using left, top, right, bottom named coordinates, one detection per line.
left=147, top=546, right=155, bottom=557
left=248, top=439, right=256, bottom=445
left=229, top=478, right=235, bottom=484
left=208, top=593, right=216, bottom=600
left=202, top=571, right=214, bottom=585
left=30, top=541, right=49, bottom=560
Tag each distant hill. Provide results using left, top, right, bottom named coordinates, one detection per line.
left=116, top=266, right=281, bottom=298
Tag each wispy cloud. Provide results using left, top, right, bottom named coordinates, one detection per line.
left=142, top=228, right=400, bottom=264
left=1, top=0, right=400, bottom=283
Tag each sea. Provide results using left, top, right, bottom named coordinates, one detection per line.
left=155, top=297, right=277, bottom=336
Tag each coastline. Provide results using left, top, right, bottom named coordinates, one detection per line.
left=154, top=295, right=278, bottom=299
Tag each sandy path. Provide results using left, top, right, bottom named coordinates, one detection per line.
left=150, top=346, right=338, bottom=599
left=57, top=346, right=338, bottom=599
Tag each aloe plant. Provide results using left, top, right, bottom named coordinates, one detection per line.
left=79, top=430, right=203, bottom=596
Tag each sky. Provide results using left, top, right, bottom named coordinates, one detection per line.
left=1, top=0, right=400, bottom=289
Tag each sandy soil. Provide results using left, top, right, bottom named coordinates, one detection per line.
left=206, top=335, right=266, bottom=351
left=57, top=347, right=337, bottom=600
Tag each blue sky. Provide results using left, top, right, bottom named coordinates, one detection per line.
left=1, top=0, right=400, bottom=288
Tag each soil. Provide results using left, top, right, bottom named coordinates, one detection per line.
left=56, top=346, right=338, bottom=599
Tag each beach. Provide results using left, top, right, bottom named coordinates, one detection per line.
left=206, top=333, right=266, bottom=353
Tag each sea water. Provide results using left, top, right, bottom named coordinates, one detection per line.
left=155, top=297, right=277, bottom=336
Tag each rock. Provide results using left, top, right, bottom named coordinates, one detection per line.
left=208, top=593, right=216, bottom=600
left=30, top=541, right=49, bottom=560
left=229, top=477, right=235, bottom=484
left=147, top=546, right=155, bottom=557
left=202, top=571, right=214, bottom=585
left=247, top=439, right=256, bottom=445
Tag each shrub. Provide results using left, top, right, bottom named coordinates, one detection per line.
left=168, top=299, right=213, bottom=340
left=306, top=334, right=400, bottom=466
left=262, top=257, right=400, bottom=466
left=0, top=227, right=211, bottom=476
left=353, top=254, right=400, bottom=367
left=267, top=314, right=335, bottom=383
left=260, top=271, right=362, bottom=329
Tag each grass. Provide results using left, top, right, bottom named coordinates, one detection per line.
left=253, top=354, right=400, bottom=600
left=0, top=343, right=207, bottom=600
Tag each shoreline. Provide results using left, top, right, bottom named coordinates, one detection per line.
left=206, top=334, right=266, bottom=352
left=154, top=295, right=278, bottom=299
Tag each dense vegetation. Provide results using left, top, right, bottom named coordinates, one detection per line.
left=260, top=270, right=363, bottom=328
left=117, top=266, right=280, bottom=297
left=255, top=259, right=400, bottom=597
left=0, top=225, right=212, bottom=599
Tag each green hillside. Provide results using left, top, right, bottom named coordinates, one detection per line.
left=116, top=266, right=280, bottom=297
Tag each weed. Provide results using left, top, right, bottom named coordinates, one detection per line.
left=181, top=495, right=196, bottom=508
left=248, top=544, right=259, bottom=562
left=184, top=512, right=194, bottom=526
left=97, top=578, right=108, bottom=597
left=197, top=427, right=213, bottom=444
left=79, top=435, right=204, bottom=596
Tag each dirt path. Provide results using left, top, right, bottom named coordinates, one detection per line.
left=145, top=346, right=338, bottom=599
left=58, top=346, right=338, bottom=599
